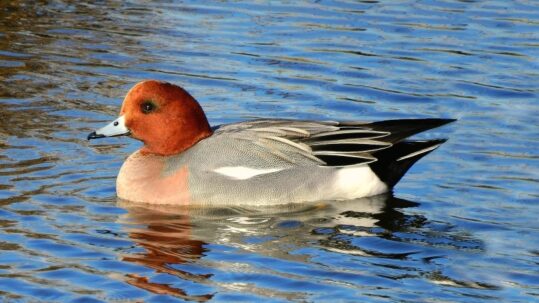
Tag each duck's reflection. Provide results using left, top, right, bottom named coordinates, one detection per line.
left=119, top=205, right=213, bottom=301
left=117, top=194, right=421, bottom=300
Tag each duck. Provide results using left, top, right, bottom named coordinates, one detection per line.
left=88, top=80, right=455, bottom=205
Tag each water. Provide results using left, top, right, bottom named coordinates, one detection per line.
left=1, top=1, right=538, bottom=302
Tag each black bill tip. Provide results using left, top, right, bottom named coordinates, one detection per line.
left=87, top=131, right=106, bottom=140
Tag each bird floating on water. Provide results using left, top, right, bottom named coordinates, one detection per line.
left=88, top=80, right=455, bottom=205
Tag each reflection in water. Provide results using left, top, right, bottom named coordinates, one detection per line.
left=118, top=194, right=489, bottom=301
left=120, top=206, right=212, bottom=301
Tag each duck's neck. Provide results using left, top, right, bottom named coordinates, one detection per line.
left=141, top=128, right=212, bottom=156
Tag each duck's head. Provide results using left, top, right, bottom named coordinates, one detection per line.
left=88, top=80, right=212, bottom=156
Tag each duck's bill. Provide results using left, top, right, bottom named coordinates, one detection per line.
left=87, top=115, right=130, bottom=140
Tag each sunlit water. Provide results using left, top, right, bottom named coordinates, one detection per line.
left=1, top=1, right=538, bottom=302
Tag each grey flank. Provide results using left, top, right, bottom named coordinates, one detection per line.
left=162, top=118, right=454, bottom=205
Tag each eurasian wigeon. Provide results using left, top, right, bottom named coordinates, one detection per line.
left=88, top=80, right=454, bottom=205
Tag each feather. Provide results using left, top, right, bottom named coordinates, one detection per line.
left=215, top=118, right=454, bottom=169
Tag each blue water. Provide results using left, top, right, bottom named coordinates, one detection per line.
left=1, top=1, right=538, bottom=302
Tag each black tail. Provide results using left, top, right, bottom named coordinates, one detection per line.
left=366, top=119, right=456, bottom=143
left=369, top=139, right=448, bottom=188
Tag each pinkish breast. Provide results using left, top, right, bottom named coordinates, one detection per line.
left=116, top=150, right=190, bottom=205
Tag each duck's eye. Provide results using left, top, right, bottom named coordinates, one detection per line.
left=141, top=101, right=156, bottom=114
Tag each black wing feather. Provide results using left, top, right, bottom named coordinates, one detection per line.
left=300, top=118, right=455, bottom=167
left=365, top=118, right=456, bottom=143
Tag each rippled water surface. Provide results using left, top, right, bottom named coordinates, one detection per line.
left=1, top=1, right=538, bottom=302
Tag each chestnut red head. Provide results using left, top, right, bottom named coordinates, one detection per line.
left=88, top=80, right=212, bottom=156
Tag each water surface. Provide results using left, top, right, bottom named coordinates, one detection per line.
left=1, top=1, right=538, bottom=302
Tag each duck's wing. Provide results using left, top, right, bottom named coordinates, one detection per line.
left=214, top=118, right=455, bottom=167
left=182, top=118, right=454, bottom=204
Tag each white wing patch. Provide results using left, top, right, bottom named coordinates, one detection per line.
left=214, top=166, right=284, bottom=180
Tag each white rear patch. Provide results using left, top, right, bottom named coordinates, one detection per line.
left=214, top=166, right=284, bottom=180
left=333, top=166, right=388, bottom=199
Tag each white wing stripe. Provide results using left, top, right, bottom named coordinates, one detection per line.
left=396, top=143, right=442, bottom=161
left=214, top=166, right=284, bottom=180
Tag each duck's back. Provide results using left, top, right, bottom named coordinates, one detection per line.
left=167, top=120, right=340, bottom=205
left=162, top=118, right=453, bottom=205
